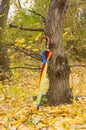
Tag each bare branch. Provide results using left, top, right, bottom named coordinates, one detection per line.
left=69, top=2, right=86, bottom=7
left=9, top=24, right=44, bottom=32
left=9, top=66, right=41, bottom=70
left=70, top=65, right=86, bottom=67
left=15, top=47, right=43, bottom=62
left=6, top=42, right=43, bottom=61
left=17, top=0, right=22, bottom=8
left=6, top=43, right=86, bottom=67
left=8, top=64, right=86, bottom=71
left=29, top=10, right=46, bottom=23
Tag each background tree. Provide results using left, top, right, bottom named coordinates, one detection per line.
left=0, top=0, right=10, bottom=79
left=63, top=0, right=86, bottom=61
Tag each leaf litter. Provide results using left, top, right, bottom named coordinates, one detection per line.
left=0, top=68, right=86, bottom=130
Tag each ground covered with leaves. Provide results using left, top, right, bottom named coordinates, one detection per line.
left=0, top=67, right=86, bottom=130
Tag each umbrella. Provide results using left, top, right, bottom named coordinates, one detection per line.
left=37, top=36, right=52, bottom=110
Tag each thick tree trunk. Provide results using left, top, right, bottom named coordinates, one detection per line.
left=45, top=0, right=73, bottom=105
left=0, top=0, right=10, bottom=79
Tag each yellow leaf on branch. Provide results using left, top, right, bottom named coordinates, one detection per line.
left=35, top=33, right=42, bottom=41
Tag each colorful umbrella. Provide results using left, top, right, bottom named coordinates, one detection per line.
left=37, top=36, right=51, bottom=110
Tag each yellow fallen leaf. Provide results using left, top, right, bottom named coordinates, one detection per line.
left=32, top=49, right=39, bottom=52
left=29, top=40, right=33, bottom=43
left=27, top=46, right=31, bottom=49
left=36, top=122, right=46, bottom=129
left=17, top=38, right=25, bottom=44
left=18, top=124, right=29, bottom=130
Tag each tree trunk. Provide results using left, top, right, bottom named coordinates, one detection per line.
left=0, top=0, right=10, bottom=79
left=45, top=0, right=73, bottom=105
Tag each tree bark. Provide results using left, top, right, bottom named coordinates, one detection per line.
left=0, top=0, right=10, bottom=76
left=45, top=0, right=73, bottom=105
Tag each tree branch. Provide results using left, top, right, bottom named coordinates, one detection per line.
left=9, top=24, right=44, bottom=32
left=70, top=65, right=86, bottom=67
left=15, top=47, right=43, bottom=62
left=7, top=43, right=86, bottom=68
left=69, top=2, right=86, bottom=7
left=9, top=66, right=41, bottom=70
left=29, top=10, right=46, bottom=23
left=9, top=65, right=86, bottom=71
left=17, top=0, right=22, bottom=8
left=6, top=42, right=43, bottom=61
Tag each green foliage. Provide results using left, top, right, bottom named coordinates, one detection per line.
left=13, top=8, right=44, bottom=28
left=34, top=0, right=51, bottom=17
left=2, top=0, right=85, bottom=66
left=5, top=0, right=86, bottom=64
left=63, top=0, right=86, bottom=61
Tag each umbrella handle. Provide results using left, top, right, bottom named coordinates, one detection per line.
left=40, top=36, right=50, bottom=48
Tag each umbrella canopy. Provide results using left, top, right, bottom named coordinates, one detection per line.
left=37, top=50, right=51, bottom=110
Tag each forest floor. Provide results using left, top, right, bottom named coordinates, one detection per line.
left=0, top=66, right=86, bottom=130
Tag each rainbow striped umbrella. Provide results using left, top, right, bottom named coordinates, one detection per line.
left=37, top=50, right=51, bottom=110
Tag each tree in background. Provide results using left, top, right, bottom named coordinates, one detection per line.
left=63, top=0, right=86, bottom=61
left=0, top=0, right=10, bottom=79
